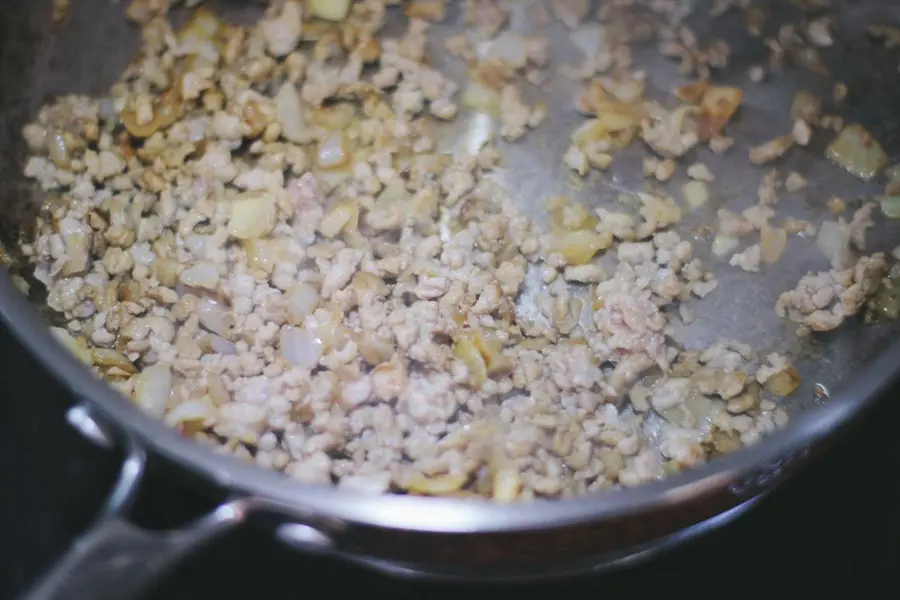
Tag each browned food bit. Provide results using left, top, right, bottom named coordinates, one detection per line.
left=698, top=86, right=743, bottom=140
left=405, top=0, right=447, bottom=22
left=120, top=88, right=183, bottom=138
left=749, top=135, right=794, bottom=165
left=763, top=366, right=802, bottom=397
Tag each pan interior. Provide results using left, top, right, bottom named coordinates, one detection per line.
left=1, top=0, right=899, bottom=495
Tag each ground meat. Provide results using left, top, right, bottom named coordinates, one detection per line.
left=776, top=253, right=887, bottom=333
left=17, top=0, right=799, bottom=504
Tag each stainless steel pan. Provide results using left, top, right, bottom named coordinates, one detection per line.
left=2, top=1, right=900, bottom=599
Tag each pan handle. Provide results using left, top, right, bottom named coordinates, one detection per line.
left=22, top=411, right=251, bottom=600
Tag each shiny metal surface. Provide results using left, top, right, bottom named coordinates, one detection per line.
left=21, top=441, right=250, bottom=600
left=2, top=0, right=900, bottom=591
left=273, top=494, right=768, bottom=582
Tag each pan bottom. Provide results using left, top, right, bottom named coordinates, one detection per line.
left=276, top=495, right=766, bottom=583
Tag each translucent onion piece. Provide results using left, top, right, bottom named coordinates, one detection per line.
left=228, top=191, right=277, bottom=240
left=403, top=473, right=468, bottom=496
left=179, top=261, right=220, bottom=290
left=196, top=296, right=233, bottom=336
left=682, top=180, right=709, bottom=210
left=318, top=199, right=359, bottom=238
left=316, top=133, right=351, bottom=169
left=164, top=398, right=215, bottom=432
left=550, top=230, right=614, bottom=265
left=548, top=195, right=598, bottom=231
left=699, top=86, right=743, bottom=139
left=207, top=374, right=231, bottom=406
left=309, top=0, right=351, bottom=22
left=759, top=224, right=787, bottom=265
left=790, top=90, right=822, bottom=123
left=134, top=364, right=173, bottom=418
left=764, top=366, right=802, bottom=397
left=826, top=124, right=889, bottom=181
left=243, top=239, right=284, bottom=274
left=285, top=283, right=320, bottom=325
left=206, top=334, right=237, bottom=355
left=492, top=468, right=521, bottom=502
left=280, top=326, right=322, bottom=368
left=274, top=82, right=308, bottom=143
left=712, top=234, right=738, bottom=257
left=358, top=335, right=394, bottom=365
left=878, top=196, right=900, bottom=219
left=816, top=220, right=852, bottom=269
left=405, top=0, right=447, bottom=22
left=454, top=334, right=488, bottom=388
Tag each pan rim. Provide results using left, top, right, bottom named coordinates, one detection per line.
left=1, top=269, right=895, bottom=533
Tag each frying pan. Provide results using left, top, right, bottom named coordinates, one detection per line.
left=2, top=1, right=900, bottom=599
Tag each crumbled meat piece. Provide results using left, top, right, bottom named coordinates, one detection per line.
left=785, top=171, right=808, bottom=192
left=776, top=253, right=887, bottom=332
left=687, top=162, right=714, bottom=182
left=729, top=244, right=761, bottom=272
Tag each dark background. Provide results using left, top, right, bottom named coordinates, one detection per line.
left=1, top=321, right=898, bottom=599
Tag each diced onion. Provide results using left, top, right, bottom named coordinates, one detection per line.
left=878, top=196, right=900, bottom=219
left=826, top=124, right=888, bottom=181
left=228, top=191, right=277, bottom=240
left=280, top=326, right=322, bottom=368
left=759, top=224, right=787, bottom=265
left=699, top=86, right=743, bottom=139
left=764, top=366, right=802, bottom=397
left=816, top=220, right=851, bottom=268
left=318, top=199, right=360, bottom=238
left=492, top=468, right=521, bottom=502
left=711, top=234, right=738, bottom=257
left=179, top=261, right=220, bottom=289
left=682, top=180, right=709, bottom=210
left=403, top=473, right=468, bottom=496
left=790, top=90, right=822, bottom=122
left=309, top=0, right=351, bottom=22
left=206, top=334, right=237, bottom=355
left=358, top=336, right=394, bottom=365
left=274, top=82, right=308, bottom=144
left=243, top=239, right=284, bottom=275
left=286, top=283, right=320, bottom=325
left=551, top=229, right=614, bottom=265
left=316, top=133, right=351, bottom=169
left=92, top=348, right=138, bottom=373
left=196, top=297, right=233, bottom=336
left=134, top=364, right=173, bottom=418
left=164, top=398, right=215, bottom=430
left=454, top=334, right=488, bottom=388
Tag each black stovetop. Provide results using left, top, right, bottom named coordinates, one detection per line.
left=1, top=320, right=899, bottom=599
